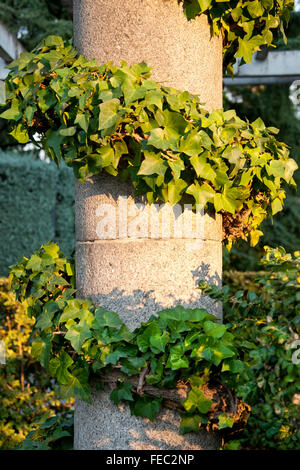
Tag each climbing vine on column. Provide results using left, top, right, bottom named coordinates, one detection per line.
left=0, top=35, right=297, bottom=247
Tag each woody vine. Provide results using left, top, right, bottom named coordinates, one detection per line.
left=0, top=0, right=297, bottom=443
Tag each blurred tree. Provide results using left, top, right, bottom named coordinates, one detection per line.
left=0, top=1, right=73, bottom=150
left=224, top=10, right=300, bottom=271
left=0, top=0, right=72, bottom=50
left=224, top=85, right=300, bottom=270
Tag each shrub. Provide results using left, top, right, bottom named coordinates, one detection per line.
left=0, top=152, right=74, bottom=276
left=201, top=246, right=300, bottom=449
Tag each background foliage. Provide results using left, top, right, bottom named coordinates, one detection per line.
left=224, top=83, right=300, bottom=269
left=0, top=0, right=72, bottom=51
left=0, top=0, right=73, bottom=150
left=0, top=277, right=73, bottom=449
left=202, top=246, right=300, bottom=449
left=0, top=152, right=74, bottom=276
left=182, top=0, right=294, bottom=72
left=223, top=9, right=300, bottom=269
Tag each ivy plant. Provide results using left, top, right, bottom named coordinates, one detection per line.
left=0, top=36, right=297, bottom=246
left=182, top=0, right=294, bottom=73
left=201, top=246, right=300, bottom=449
left=9, top=242, right=250, bottom=437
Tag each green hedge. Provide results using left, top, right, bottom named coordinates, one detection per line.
left=55, top=164, right=75, bottom=258
left=0, top=152, right=74, bottom=275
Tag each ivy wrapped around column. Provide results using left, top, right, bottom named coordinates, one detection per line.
left=0, top=36, right=297, bottom=248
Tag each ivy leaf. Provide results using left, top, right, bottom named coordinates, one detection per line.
left=49, top=352, right=74, bottom=385
left=197, top=0, right=212, bottom=13
left=271, top=198, right=283, bottom=215
left=166, top=345, right=189, bottom=370
left=96, top=145, right=115, bottom=168
left=188, top=309, right=214, bottom=322
left=190, top=155, right=216, bottom=182
left=93, top=307, right=123, bottom=328
left=267, top=160, right=285, bottom=178
left=211, top=344, right=236, bottom=366
left=218, top=413, right=235, bottom=430
left=163, top=179, right=188, bottom=205
left=75, top=113, right=89, bottom=133
left=98, top=98, right=121, bottom=130
left=0, top=99, right=22, bottom=120
left=144, top=90, right=163, bottom=110
left=31, top=336, right=51, bottom=369
left=130, top=396, right=162, bottom=422
left=36, top=302, right=59, bottom=331
left=65, top=320, right=92, bottom=353
left=179, top=414, right=205, bottom=434
left=59, top=127, right=76, bottom=136
left=186, top=182, right=215, bottom=206
left=147, top=128, right=170, bottom=151
left=138, top=151, right=167, bottom=176
left=203, top=320, right=227, bottom=339
left=120, top=356, right=147, bottom=376
left=247, top=0, right=264, bottom=19
left=26, top=254, right=42, bottom=271
left=59, top=368, right=91, bottom=403
left=150, top=330, right=170, bottom=353
left=214, top=186, right=240, bottom=214
left=137, top=323, right=161, bottom=352
left=236, top=36, right=263, bottom=64
left=168, top=158, right=185, bottom=180
left=178, top=131, right=203, bottom=157
left=182, top=387, right=212, bottom=414
left=10, top=123, right=29, bottom=144
left=110, top=382, right=134, bottom=405
left=45, top=129, right=65, bottom=160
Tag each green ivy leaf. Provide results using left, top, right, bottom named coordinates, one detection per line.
left=110, top=382, right=134, bottom=405
left=10, top=123, right=29, bottom=144
left=166, top=345, right=189, bottom=370
left=65, top=320, right=92, bottom=353
left=203, top=320, right=227, bottom=339
left=98, top=98, right=121, bottom=130
left=120, top=356, right=147, bottom=376
left=93, top=307, right=123, bottom=328
left=138, top=151, right=167, bottom=176
left=130, top=396, right=162, bottom=421
left=218, top=413, right=235, bottom=430
left=49, top=352, right=74, bottom=385
left=179, top=414, right=205, bottom=434
left=182, top=387, right=212, bottom=414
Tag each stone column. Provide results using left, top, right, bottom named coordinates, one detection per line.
left=73, top=0, right=223, bottom=450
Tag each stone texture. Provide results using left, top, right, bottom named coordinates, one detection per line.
left=74, top=384, right=221, bottom=450
left=73, top=0, right=223, bottom=110
left=76, top=238, right=222, bottom=330
left=75, top=174, right=222, bottom=243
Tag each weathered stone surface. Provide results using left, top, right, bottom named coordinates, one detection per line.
left=73, top=0, right=222, bottom=110
left=74, top=384, right=221, bottom=450
left=76, top=238, right=222, bottom=330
